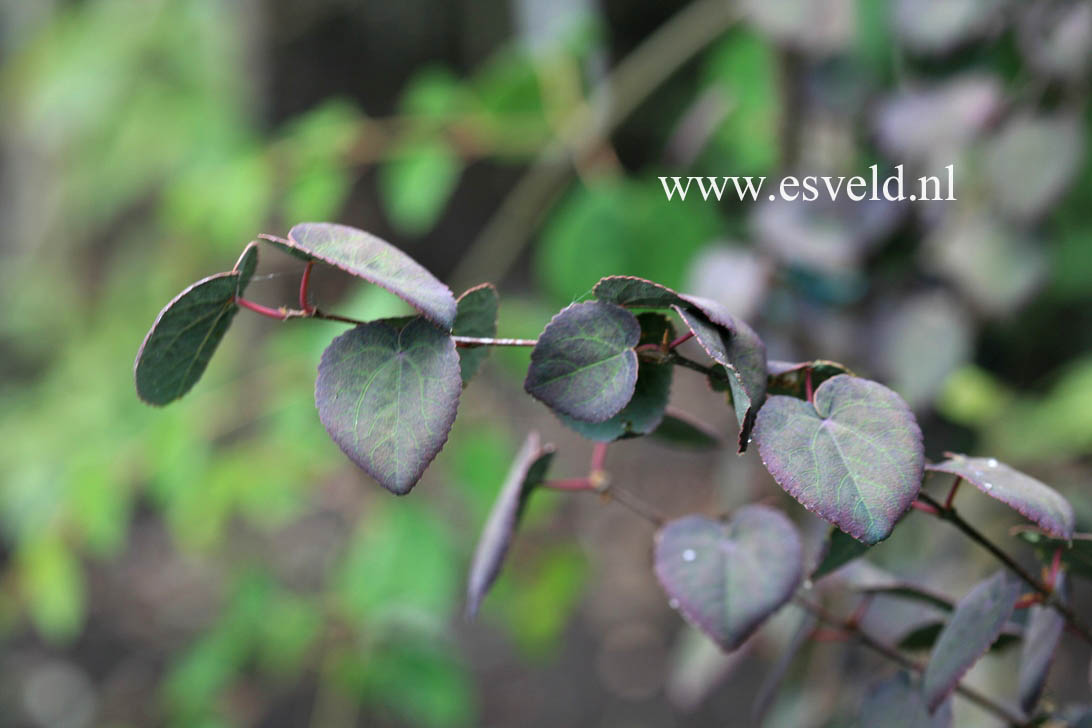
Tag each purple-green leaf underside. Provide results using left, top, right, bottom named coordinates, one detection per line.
left=558, top=313, right=673, bottom=441
left=767, top=359, right=854, bottom=399
left=671, top=298, right=767, bottom=451
left=453, top=283, right=498, bottom=385
left=466, top=432, right=556, bottom=617
left=922, top=570, right=1022, bottom=712
left=861, top=672, right=952, bottom=728
left=277, top=222, right=457, bottom=329
left=524, top=301, right=640, bottom=423
left=753, top=375, right=924, bottom=545
left=136, top=276, right=237, bottom=405
left=928, top=454, right=1075, bottom=540
left=654, top=506, right=803, bottom=652
left=1018, top=574, right=1066, bottom=715
left=314, top=316, right=461, bottom=495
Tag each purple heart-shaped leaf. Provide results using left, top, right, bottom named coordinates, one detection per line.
left=1018, top=574, right=1066, bottom=715
left=654, top=506, right=803, bottom=651
left=672, top=297, right=767, bottom=451
left=753, top=375, right=924, bottom=545
left=135, top=273, right=241, bottom=406
left=927, top=454, right=1075, bottom=540
left=524, top=301, right=640, bottom=423
left=558, top=313, right=674, bottom=442
left=465, top=432, right=556, bottom=617
left=594, top=275, right=688, bottom=309
left=315, top=317, right=461, bottom=494
left=922, top=570, right=1022, bottom=712
left=861, top=672, right=952, bottom=728
left=272, top=222, right=457, bottom=329
left=452, top=283, right=498, bottom=385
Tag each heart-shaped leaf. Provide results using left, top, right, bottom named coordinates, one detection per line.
left=265, top=222, right=457, bottom=329
left=861, top=672, right=952, bottom=728
left=452, top=283, right=498, bottom=385
left=927, top=454, right=1075, bottom=540
left=922, top=570, right=1022, bottom=712
left=767, top=360, right=853, bottom=399
left=1018, top=574, right=1066, bottom=715
left=465, top=432, right=555, bottom=617
left=812, top=527, right=872, bottom=579
left=524, top=301, right=640, bottom=423
left=558, top=313, right=673, bottom=441
left=135, top=275, right=242, bottom=406
left=753, top=375, right=924, bottom=545
left=315, top=316, right=461, bottom=494
left=594, top=275, right=688, bottom=309
left=650, top=409, right=723, bottom=450
left=654, top=506, right=803, bottom=651
left=672, top=297, right=767, bottom=450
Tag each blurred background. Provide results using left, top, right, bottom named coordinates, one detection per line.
left=1, top=0, right=1091, bottom=726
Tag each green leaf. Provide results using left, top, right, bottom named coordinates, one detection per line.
left=593, top=275, right=688, bottom=309
left=927, top=454, right=1075, bottom=540
left=380, top=138, right=461, bottom=234
left=649, top=410, right=723, bottom=450
left=654, top=507, right=803, bottom=651
left=233, top=240, right=259, bottom=285
left=1018, top=574, right=1066, bottom=715
left=672, top=297, right=767, bottom=450
left=134, top=271, right=241, bottom=406
left=557, top=313, right=674, bottom=441
left=452, top=284, right=499, bottom=385
left=861, top=672, right=952, bottom=728
left=812, top=527, right=872, bottom=579
left=314, top=317, right=461, bottom=494
left=268, top=222, right=457, bottom=329
left=766, top=359, right=854, bottom=399
left=466, top=432, right=555, bottom=617
left=524, top=301, right=640, bottom=423
left=922, top=571, right=1022, bottom=711
left=753, top=375, right=924, bottom=545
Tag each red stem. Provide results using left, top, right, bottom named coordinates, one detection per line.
left=1048, top=547, right=1062, bottom=591
left=810, top=628, right=851, bottom=643
left=235, top=296, right=289, bottom=320
left=590, top=442, right=609, bottom=474
left=910, top=499, right=940, bottom=516
left=667, top=331, right=694, bottom=350
left=1014, top=593, right=1044, bottom=609
left=944, top=476, right=962, bottom=509
left=544, top=478, right=593, bottom=491
left=299, top=261, right=315, bottom=313
left=805, top=366, right=814, bottom=403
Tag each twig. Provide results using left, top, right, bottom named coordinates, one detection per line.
left=448, top=0, right=741, bottom=290
left=796, top=597, right=1029, bottom=727
left=917, top=492, right=1092, bottom=645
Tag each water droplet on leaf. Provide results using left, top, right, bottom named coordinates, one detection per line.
left=987, top=458, right=998, bottom=467
left=682, top=548, right=697, bottom=562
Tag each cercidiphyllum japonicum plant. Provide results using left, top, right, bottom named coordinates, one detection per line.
left=137, top=221, right=1090, bottom=726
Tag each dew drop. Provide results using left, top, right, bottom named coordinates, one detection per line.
left=803, top=579, right=814, bottom=590
left=987, top=458, right=999, bottom=468
left=983, top=481, right=994, bottom=490
left=668, top=599, right=680, bottom=610
left=682, top=549, right=697, bottom=562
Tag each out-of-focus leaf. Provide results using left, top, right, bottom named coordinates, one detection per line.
left=453, top=284, right=499, bottom=385
left=1018, top=2, right=1092, bottom=80
left=558, top=313, right=673, bottom=441
left=524, top=301, right=640, bottom=423
left=812, top=527, right=872, bottom=579
left=666, top=626, right=751, bottom=711
left=650, top=409, right=723, bottom=450
left=257, top=594, right=321, bottom=676
left=861, top=672, right=952, bottom=728
left=654, top=507, right=803, bottom=651
left=134, top=271, right=241, bottom=406
left=984, top=115, right=1084, bottom=222
left=684, top=246, right=771, bottom=322
left=315, top=317, right=461, bottom=494
left=894, top=0, right=1004, bottom=54
left=380, top=138, right=462, bottom=234
left=17, top=535, right=85, bottom=642
left=874, top=76, right=1001, bottom=161
left=742, top=0, right=854, bottom=55
left=922, top=571, right=1022, bottom=711
left=928, top=454, right=1075, bottom=539
left=280, top=222, right=457, bottom=329
left=465, top=432, right=555, bottom=617
left=753, top=375, right=924, bottom=544
left=752, top=607, right=817, bottom=723
left=1018, top=575, right=1066, bottom=715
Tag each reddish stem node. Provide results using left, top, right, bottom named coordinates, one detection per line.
left=590, top=442, right=609, bottom=474
left=235, top=296, right=289, bottom=320
left=910, top=499, right=940, bottom=516
left=299, top=261, right=315, bottom=313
